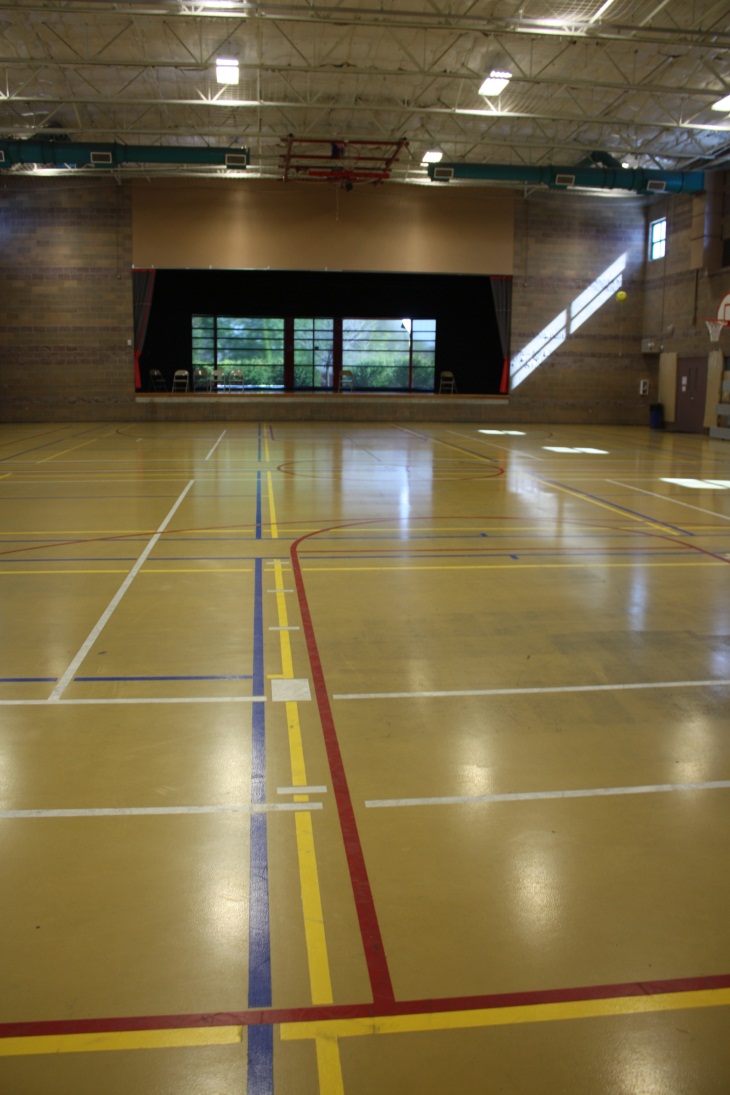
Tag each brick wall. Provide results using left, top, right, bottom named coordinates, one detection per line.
left=0, top=177, right=134, bottom=421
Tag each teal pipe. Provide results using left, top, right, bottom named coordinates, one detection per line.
left=428, top=161, right=705, bottom=194
left=0, top=140, right=249, bottom=168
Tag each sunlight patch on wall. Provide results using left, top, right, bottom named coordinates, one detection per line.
left=510, top=254, right=627, bottom=390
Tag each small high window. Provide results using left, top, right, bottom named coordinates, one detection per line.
left=649, top=217, right=666, bottom=261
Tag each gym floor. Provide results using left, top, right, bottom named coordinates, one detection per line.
left=0, top=420, right=728, bottom=1094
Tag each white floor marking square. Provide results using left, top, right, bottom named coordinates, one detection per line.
left=271, top=678, right=312, bottom=702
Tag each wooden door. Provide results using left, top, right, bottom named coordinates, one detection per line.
left=674, top=357, right=707, bottom=432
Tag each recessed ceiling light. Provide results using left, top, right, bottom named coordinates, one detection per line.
left=479, top=70, right=512, bottom=97
left=216, top=58, right=240, bottom=85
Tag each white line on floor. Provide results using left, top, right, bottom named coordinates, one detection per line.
left=277, top=786, right=328, bottom=795
left=0, top=696, right=266, bottom=706
left=48, top=480, right=195, bottom=702
left=333, top=678, right=730, bottom=700
left=204, top=430, right=227, bottom=461
left=607, top=479, right=730, bottom=521
left=0, top=802, right=322, bottom=819
left=365, top=780, right=730, bottom=808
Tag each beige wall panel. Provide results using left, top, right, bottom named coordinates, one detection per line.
left=705, top=348, right=725, bottom=427
left=658, top=351, right=677, bottom=422
left=131, top=180, right=514, bottom=274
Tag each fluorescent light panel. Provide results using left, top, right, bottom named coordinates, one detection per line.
left=216, top=58, right=239, bottom=85
left=422, top=149, right=443, bottom=163
left=479, top=70, right=512, bottom=97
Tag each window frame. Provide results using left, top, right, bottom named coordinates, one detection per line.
left=649, top=216, right=667, bottom=261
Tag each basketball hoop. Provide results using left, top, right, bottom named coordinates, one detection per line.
left=706, top=318, right=728, bottom=343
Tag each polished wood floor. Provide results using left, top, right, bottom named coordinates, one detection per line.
left=0, top=421, right=728, bottom=1094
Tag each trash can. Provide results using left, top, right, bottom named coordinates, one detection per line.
left=649, top=403, right=664, bottom=429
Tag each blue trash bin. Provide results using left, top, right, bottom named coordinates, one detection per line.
left=649, top=403, right=664, bottom=429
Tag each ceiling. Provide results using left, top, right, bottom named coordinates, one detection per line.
left=1, top=0, right=730, bottom=186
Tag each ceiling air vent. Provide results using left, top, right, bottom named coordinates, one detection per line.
left=646, top=179, right=666, bottom=193
left=225, top=152, right=249, bottom=168
left=90, top=150, right=113, bottom=165
left=554, top=173, right=575, bottom=187
left=432, top=166, right=454, bottom=182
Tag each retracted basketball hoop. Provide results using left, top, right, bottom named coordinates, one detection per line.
left=704, top=289, right=730, bottom=339
left=710, top=292, right=730, bottom=341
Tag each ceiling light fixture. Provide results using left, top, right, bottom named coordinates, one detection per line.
left=421, top=148, right=443, bottom=164
left=711, top=93, right=730, bottom=112
left=479, top=70, right=512, bottom=97
left=216, top=58, right=240, bottom=85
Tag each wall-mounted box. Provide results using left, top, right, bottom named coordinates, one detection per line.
left=641, top=337, right=661, bottom=353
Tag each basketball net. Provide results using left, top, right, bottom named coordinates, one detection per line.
left=706, top=319, right=728, bottom=343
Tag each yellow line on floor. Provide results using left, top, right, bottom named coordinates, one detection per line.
left=141, top=567, right=253, bottom=574
left=271, top=546, right=343, bottom=1093
left=267, top=471, right=278, bottom=538
left=281, top=987, right=730, bottom=1042
left=36, top=436, right=108, bottom=464
left=535, top=478, right=676, bottom=533
left=0, top=568, right=253, bottom=576
left=0, top=569, right=130, bottom=576
left=0, top=1025, right=243, bottom=1056
left=5, top=986, right=729, bottom=1057
left=300, top=560, right=724, bottom=572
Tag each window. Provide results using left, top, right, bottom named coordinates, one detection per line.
left=294, top=318, right=334, bottom=389
left=192, top=314, right=436, bottom=391
left=342, top=318, right=436, bottom=390
left=649, top=217, right=666, bottom=261
left=192, top=316, right=285, bottom=389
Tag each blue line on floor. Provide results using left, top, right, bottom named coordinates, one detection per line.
left=255, top=470, right=263, bottom=539
left=247, top=548, right=273, bottom=1092
left=74, top=674, right=253, bottom=682
left=0, top=426, right=104, bottom=462
left=541, top=478, right=692, bottom=535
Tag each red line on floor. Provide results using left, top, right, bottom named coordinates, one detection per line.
left=290, top=524, right=395, bottom=1005
left=3, top=972, right=730, bottom=1039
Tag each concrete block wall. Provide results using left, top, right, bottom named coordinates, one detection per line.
left=1, top=175, right=728, bottom=424
left=0, top=177, right=135, bottom=420
left=506, top=190, right=651, bottom=424
left=642, top=191, right=730, bottom=359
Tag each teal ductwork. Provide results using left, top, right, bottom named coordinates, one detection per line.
left=427, top=161, right=705, bottom=194
left=0, top=139, right=249, bottom=169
